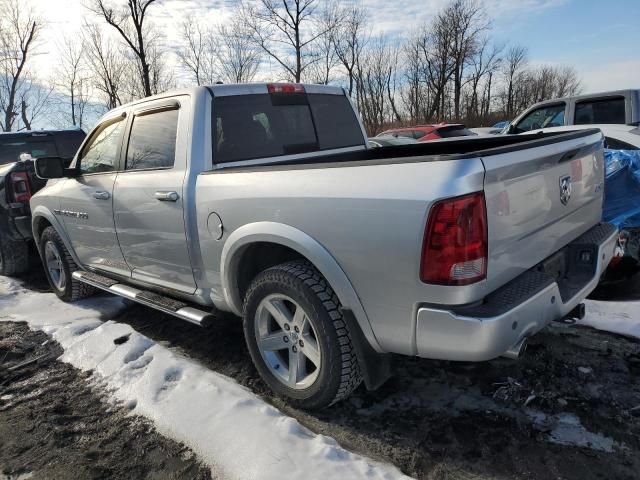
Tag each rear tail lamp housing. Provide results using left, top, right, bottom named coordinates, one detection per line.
left=421, top=192, right=488, bottom=285
left=9, top=171, right=32, bottom=203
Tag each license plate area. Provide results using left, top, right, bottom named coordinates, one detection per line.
left=536, top=243, right=597, bottom=302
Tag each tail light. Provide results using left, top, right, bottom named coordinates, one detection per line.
left=267, top=83, right=305, bottom=94
left=421, top=192, right=488, bottom=285
left=9, top=171, right=32, bottom=203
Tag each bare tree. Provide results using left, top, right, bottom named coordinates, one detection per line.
left=54, top=36, right=91, bottom=128
left=84, top=23, right=127, bottom=109
left=17, top=75, right=52, bottom=130
left=355, top=37, right=401, bottom=134
left=89, top=0, right=158, bottom=97
left=241, top=0, right=328, bottom=82
left=465, top=37, right=502, bottom=122
left=501, top=44, right=528, bottom=118
left=333, top=2, right=368, bottom=97
left=0, top=0, right=41, bottom=131
left=217, top=21, right=261, bottom=83
left=441, top=0, right=490, bottom=120
left=177, top=15, right=219, bottom=86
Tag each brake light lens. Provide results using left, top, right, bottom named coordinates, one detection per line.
left=267, top=83, right=305, bottom=94
left=9, top=171, right=32, bottom=203
left=421, top=192, right=488, bottom=285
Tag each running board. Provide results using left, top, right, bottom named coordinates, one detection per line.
left=72, top=271, right=215, bottom=327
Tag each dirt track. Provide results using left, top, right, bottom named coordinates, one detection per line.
left=2, top=269, right=640, bottom=479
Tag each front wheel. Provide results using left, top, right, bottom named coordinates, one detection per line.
left=39, top=226, right=95, bottom=302
left=243, top=261, right=362, bottom=409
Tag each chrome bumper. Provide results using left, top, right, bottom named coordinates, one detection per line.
left=415, top=223, right=618, bottom=361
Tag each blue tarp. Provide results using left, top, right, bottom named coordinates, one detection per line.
left=603, top=149, right=640, bottom=229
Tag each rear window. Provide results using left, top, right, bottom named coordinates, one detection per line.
left=213, top=93, right=363, bottom=164
left=437, top=126, right=476, bottom=138
left=575, top=97, right=626, bottom=124
left=0, top=139, right=57, bottom=166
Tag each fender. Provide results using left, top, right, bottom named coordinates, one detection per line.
left=221, top=221, right=383, bottom=353
left=31, top=206, right=84, bottom=268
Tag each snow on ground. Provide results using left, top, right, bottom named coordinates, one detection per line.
left=582, top=299, right=640, bottom=340
left=0, top=277, right=410, bottom=480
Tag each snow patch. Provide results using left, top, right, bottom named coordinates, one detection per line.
left=582, top=300, right=640, bottom=339
left=528, top=411, right=620, bottom=452
left=0, top=277, right=409, bottom=480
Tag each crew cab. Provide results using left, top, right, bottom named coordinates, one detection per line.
left=0, top=129, right=85, bottom=275
left=506, top=89, right=640, bottom=134
left=30, top=84, right=617, bottom=409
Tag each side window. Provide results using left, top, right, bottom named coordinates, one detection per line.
left=413, top=131, right=426, bottom=139
left=575, top=97, right=625, bottom=124
left=126, top=108, right=179, bottom=171
left=79, top=119, right=126, bottom=174
left=514, top=103, right=565, bottom=133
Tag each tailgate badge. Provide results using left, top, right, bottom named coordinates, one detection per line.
left=559, top=175, right=572, bottom=205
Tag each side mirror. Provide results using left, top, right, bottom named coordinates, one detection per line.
left=34, top=157, right=67, bottom=179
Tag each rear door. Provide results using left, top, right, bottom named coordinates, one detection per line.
left=482, top=130, right=605, bottom=291
left=112, top=97, right=196, bottom=294
left=58, top=114, right=130, bottom=276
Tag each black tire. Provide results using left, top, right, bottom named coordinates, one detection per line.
left=243, top=260, right=362, bottom=409
left=0, top=234, right=29, bottom=276
left=39, top=226, right=95, bottom=302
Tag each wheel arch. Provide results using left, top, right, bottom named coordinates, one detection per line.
left=31, top=207, right=82, bottom=268
left=221, top=222, right=382, bottom=352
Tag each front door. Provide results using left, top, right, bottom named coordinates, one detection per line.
left=58, top=115, right=131, bottom=276
left=112, top=98, right=196, bottom=294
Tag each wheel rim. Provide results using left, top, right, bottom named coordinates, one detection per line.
left=254, top=294, right=322, bottom=390
left=44, top=241, right=65, bottom=291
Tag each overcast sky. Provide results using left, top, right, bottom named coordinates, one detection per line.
left=32, top=0, right=640, bottom=95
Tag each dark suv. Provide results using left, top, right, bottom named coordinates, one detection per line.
left=0, top=129, right=85, bottom=275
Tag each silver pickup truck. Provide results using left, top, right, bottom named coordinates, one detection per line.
left=30, top=83, right=617, bottom=409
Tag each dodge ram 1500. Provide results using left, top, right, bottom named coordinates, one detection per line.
left=30, top=83, right=617, bottom=408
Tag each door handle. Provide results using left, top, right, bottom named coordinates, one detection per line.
left=93, top=191, right=110, bottom=200
left=154, top=191, right=179, bottom=202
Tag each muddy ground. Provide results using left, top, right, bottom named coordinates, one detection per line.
left=3, top=269, right=640, bottom=480
left=0, top=321, right=213, bottom=480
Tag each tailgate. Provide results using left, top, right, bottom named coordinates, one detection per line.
left=482, top=130, right=605, bottom=291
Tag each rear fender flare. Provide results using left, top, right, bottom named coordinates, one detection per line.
left=221, top=221, right=382, bottom=353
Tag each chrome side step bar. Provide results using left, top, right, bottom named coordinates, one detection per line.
left=72, top=271, right=215, bottom=327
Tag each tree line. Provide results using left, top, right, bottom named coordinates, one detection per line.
left=0, top=0, right=582, bottom=134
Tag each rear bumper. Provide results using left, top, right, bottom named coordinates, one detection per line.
left=415, top=223, right=618, bottom=361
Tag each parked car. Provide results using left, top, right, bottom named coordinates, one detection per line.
left=368, top=136, right=419, bottom=148
left=31, top=83, right=616, bottom=409
left=470, top=121, right=511, bottom=136
left=506, top=89, right=640, bottom=134
left=378, top=123, right=477, bottom=141
left=0, top=129, right=86, bottom=275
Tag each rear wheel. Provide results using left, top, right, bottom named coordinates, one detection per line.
left=39, top=226, right=95, bottom=301
left=0, top=234, right=29, bottom=276
left=243, top=261, right=362, bottom=409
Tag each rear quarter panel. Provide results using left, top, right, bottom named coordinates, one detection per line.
left=196, top=158, right=485, bottom=355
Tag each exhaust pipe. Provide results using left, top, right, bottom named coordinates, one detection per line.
left=502, top=337, right=528, bottom=360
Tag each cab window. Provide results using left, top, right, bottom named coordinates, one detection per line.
left=514, top=103, right=565, bottom=133
left=79, top=119, right=126, bottom=174
left=126, top=108, right=179, bottom=171
left=575, top=97, right=625, bottom=124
